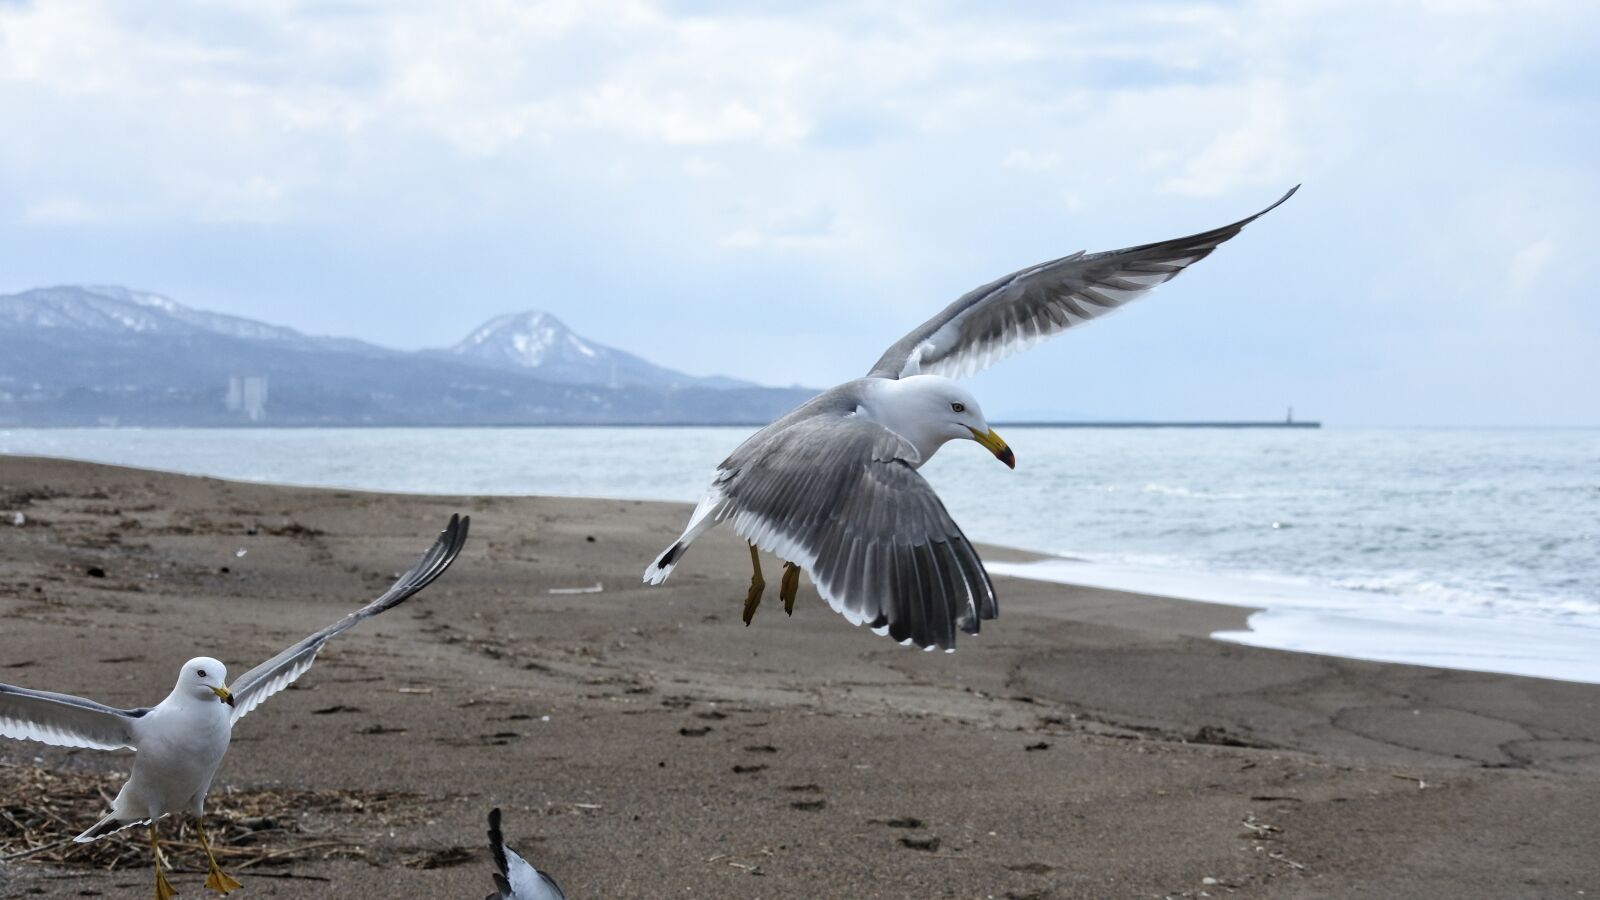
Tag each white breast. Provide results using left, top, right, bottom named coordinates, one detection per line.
left=120, top=698, right=233, bottom=819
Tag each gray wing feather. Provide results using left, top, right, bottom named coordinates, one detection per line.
left=229, top=514, right=470, bottom=724
left=869, top=186, right=1298, bottom=379
left=0, top=684, right=145, bottom=751
left=717, top=414, right=996, bottom=650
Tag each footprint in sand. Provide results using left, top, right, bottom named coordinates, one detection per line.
left=783, top=784, right=825, bottom=809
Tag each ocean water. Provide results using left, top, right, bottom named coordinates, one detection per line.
left=3, top=427, right=1597, bottom=682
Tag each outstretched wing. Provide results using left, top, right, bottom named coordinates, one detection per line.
left=487, top=808, right=567, bottom=900
left=715, top=413, right=996, bottom=651
left=869, top=186, right=1298, bottom=380
left=0, top=684, right=146, bottom=751
left=228, top=514, right=470, bottom=723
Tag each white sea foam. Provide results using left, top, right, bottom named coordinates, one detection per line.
left=987, top=557, right=1600, bottom=684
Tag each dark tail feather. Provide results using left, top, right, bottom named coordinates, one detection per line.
left=644, top=541, right=685, bottom=584
left=658, top=542, right=683, bottom=568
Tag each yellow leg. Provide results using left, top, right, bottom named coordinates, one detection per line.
left=194, top=817, right=242, bottom=895
left=742, top=543, right=765, bottom=625
left=780, top=562, right=800, bottom=616
left=150, top=823, right=177, bottom=900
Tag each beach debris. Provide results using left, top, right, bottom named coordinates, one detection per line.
left=0, top=761, right=407, bottom=870
left=706, top=847, right=774, bottom=875
left=10, top=512, right=23, bottom=526
left=1024, top=741, right=1051, bottom=751
left=1266, top=850, right=1308, bottom=871
left=1240, top=815, right=1280, bottom=837
left=234, top=548, right=248, bottom=557
left=1390, top=772, right=1428, bottom=789
left=899, top=835, right=941, bottom=852
left=84, top=566, right=106, bottom=578
left=547, top=582, right=603, bottom=595
left=546, top=802, right=603, bottom=816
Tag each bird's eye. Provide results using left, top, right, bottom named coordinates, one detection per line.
left=951, top=402, right=965, bottom=413
left=196, top=669, right=207, bottom=678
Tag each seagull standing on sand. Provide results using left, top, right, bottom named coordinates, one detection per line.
left=485, top=808, right=567, bottom=900
left=644, top=189, right=1297, bottom=650
left=0, top=515, right=469, bottom=900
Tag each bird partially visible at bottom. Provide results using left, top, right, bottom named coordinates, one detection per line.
left=485, top=808, right=567, bottom=900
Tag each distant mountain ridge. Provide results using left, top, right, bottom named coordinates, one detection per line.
left=0, top=285, right=812, bottom=426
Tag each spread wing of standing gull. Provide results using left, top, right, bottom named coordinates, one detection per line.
left=0, top=514, right=469, bottom=900
left=486, top=808, right=568, bottom=900
left=644, top=187, right=1298, bottom=651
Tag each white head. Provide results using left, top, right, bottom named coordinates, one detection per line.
left=861, top=375, right=1015, bottom=468
left=176, top=656, right=234, bottom=708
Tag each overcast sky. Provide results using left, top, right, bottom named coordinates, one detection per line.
left=2, top=1, right=1595, bottom=425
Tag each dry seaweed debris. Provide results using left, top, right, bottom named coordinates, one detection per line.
left=0, top=762, right=412, bottom=871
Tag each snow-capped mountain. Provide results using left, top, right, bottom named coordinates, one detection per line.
left=0, top=285, right=382, bottom=354
left=447, top=310, right=751, bottom=389
left=0, top=285, right=810, bottom=426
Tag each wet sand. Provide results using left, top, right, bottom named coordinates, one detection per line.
left=1, top=456, right=1596, bottom=898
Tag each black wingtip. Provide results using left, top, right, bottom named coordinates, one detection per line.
left=487, top=807, right=510, bottom=878
left=427, top=513, right=471, bottom=580
left=1256, top=184, right=1299, bottom=218
left=449, top=514, right=471, bottom=558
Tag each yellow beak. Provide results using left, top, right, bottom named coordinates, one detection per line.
left=211, top=686, right=235, bottom=707
left=969, top=427, right=1015, bottom=469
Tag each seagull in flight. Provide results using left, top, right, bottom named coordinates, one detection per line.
left=0, top=514, right=469, bottom=900
left=644, top=188, right=1297, bottom=650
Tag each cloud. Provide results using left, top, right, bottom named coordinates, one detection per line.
left=0, top=0, right=1597, bottom=423
left=1505, top=236, right=1558, bottom=314
left=1159, top=82, right=1299, bottom=197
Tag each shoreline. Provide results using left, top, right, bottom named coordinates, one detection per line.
left=5, top=448, right=1596, bottom=686
left=6, top=445, right=1593, bottom=682
left=2, top=457, right=1598, bottom=897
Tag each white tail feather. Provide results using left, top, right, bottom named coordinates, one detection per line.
left=643, top=487, right=727, bottom=584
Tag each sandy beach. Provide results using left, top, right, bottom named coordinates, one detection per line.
left=1, top=456, right=1596, bottom=899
